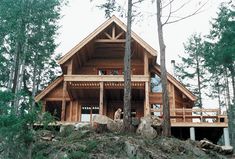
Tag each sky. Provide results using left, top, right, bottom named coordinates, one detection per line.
left=55, top=0, right=231, bottom=108
left=56, top=0, right=226, bottom=70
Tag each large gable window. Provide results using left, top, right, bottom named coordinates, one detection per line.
left=151, top=73, right=162, bottom=92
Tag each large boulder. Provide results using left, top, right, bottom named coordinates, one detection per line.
left=93, top=115, right=113, bottom=133
left=151, top=116, right=163, bottom=135
left=74, top=122, right=90, bottom=131
left=108, top=119, right=124, bottom=132
left=38, top=130, right=55, bottom=141
left=92, top=115, right=124, bottom=132
left=93, top=115, right=113, bottom=125
left=136, top=115, right=158, bottom=139
left=199, top=139, right=233, bottom=154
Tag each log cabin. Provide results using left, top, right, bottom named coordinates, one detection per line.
left=35, top=16, right=229, bottom=145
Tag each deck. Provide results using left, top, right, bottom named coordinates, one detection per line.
left=151, top=108, right=228, bottom=127
left=38, top=108, right=228, bottom=128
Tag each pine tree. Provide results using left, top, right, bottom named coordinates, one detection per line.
left=175, top=34, right=208, bottom=108
left=203, top=3, right=235, bottom=147
left=0, top=0, right=64, bottom=158
left=0, top=0, right=63, bottom=113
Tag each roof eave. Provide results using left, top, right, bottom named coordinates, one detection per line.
left=58, top=15, right=158, bottom=65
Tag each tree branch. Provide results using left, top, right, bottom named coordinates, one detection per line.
left=162, top=0, right=172, bottom=26
left=161, top=0, right=175, bottom=9
left=132, top=0, right=144, bottom=5
left=171, top=0, right=192, bottom=14
left=165, top=0, right=209, bottom=25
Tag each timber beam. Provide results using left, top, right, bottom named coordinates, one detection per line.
left=64, top=75, right=150, bottom=82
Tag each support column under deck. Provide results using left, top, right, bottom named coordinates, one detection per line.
left=190, top=127, right=195, bottom=141
left=223, top=127, right=230, bottom=146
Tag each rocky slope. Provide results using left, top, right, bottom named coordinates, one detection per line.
left=33, top=125, right=233, bottom=159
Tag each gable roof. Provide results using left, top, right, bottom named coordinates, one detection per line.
left=35, top=76, right=63, bottom=102
left=153, top=65, right=197, bottom=101
left=58, top=15, right=158, bottom=65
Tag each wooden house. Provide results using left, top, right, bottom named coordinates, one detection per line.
left=35, top=16, right=229, bottom=145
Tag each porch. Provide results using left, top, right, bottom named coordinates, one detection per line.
left=151, top=108, right=228, bottom=127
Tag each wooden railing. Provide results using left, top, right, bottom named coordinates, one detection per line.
left=151, top=108, right=228, bottom=123
left=64, top=75, right=150, bottom=82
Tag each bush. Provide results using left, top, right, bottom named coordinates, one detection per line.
left=68, top=151, right=89, bottom=159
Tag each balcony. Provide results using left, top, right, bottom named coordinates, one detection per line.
left=64, top=75, right=149, bottom=82
left=64, top=75, right=149, bottom=89
left=151, top=108, right=228, bottom=127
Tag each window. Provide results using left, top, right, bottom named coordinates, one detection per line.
left=150, top=73, right=162, bottom=92
left=81, top=105, right=99, bottom=122
left=98, top=69, right=107, bottom=75
left=151, top=104, right=161, bottom=116
left=97, top=68, right=122, bottom=75
left=110, top=69, right=119, bottom=75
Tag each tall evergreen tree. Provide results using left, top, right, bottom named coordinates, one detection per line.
left=203, top=3, right=235, bottom=147
left=0, top=0, right=63, bottom=113
left=175, top=34, right=208, bottom=108
left=205, top=5, right=235, bottom=103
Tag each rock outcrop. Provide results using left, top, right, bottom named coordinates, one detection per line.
left=136, top=115, right=162, bottom=139
left=199, top=139, right=233, bottom=154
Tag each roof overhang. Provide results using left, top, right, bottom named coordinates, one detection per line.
left=58, top=15, right=158, bottom=65
left=34, top=77, right=64, bottom=102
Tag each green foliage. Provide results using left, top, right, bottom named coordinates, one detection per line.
left=175, top=33, right=208, bottom=107
left=0, top=90, right=55, bottom=158
left=97, top=0, right=119, bottom=18
left=201, top=3, right=235, bottom=109
left=84, top=140, right=98, bottom=152
left=0, top=0, right=64, bottom=103
left=68, top=151, right=89, bottom=159
left=0, top=0, right=65, bottom=158
left=59, top=125, right=75, bottom=138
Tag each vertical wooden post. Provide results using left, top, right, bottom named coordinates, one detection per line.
left=103, top=99, right=107, bottom=116
left=144, top=81, right=150, bottom=116
left=112, top=24, right=115, bottom=39
left=144, top=52, right=149, bottom=75
left=99, top=82, right=104, bottom=115
left=61, top=59, right=72, bottom=122
left=61, top=81, right=67, bottom=121
left=183, top=107, right=185, bottom=122
left=172, top=85, right=176, bottom=122
left=42, top=100, right=46, bottom=112
left=67, top=60, right=73, bottom=75
left=78, top=102, right=81, bottom=122
left=70, top=101, right=73, bottom=122
left=144, top=52, right=150, bottom=116
left=90, top=106, right=93, bottom=123
left=76, top=101, right=79, bottom=122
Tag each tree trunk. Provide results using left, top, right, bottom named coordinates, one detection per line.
left=123, top=0, right=132, bottom=131
left=7, top=63, right=14, bottom=90
left=217, top=83, right=222, bottom=111
left=224, top=67, right=231, bottom=108
left=227, top=65, right=235, bottom=148
left=14, top=50, right=26, bottom=109
left=36, top=69, right=42, bottom=93
left=229, top=66, right=235, bottom=104
left=31, top=54, right=38, bottom=107
left=12, top=41, right=22, bottom=114
left=196, top=56, right=202, bottom=108
left=156, top=0, right=171, bottom=136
